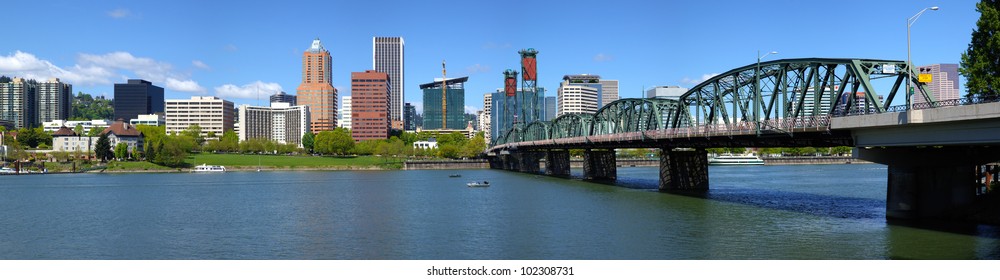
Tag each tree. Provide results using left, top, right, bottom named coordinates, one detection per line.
left=183, top=124, right=205, bottom=147
left=959, top=0, right=1000, bottom=99
left=154, top=136, right=188, bottom=167
left=831, top=146, right=853, bottom=156
left=73, top=124, right=84, bottom=135
left=88, top=126, right=105, bottom=137
left=220, top=130, right=239, bottom=152
left=94, top=133, right=112, bottom=162
left=302, top=132, right=315, bottom=153
left=327, top=128, right=355, bottom=155
left=461, top=132, right=487, bottom=158
left=114, top=143, right=129, bottom=161
left=438, top=144, right=460, bottom=159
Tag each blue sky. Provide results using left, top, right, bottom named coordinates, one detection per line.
left=0, top=0, right=980, bottom=113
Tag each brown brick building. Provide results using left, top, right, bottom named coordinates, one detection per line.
left=296, top=38, right=337, bottom=133
left=350, top=70, right=390, bottom=142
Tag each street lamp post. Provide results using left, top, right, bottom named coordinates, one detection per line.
left=755, top=50, right=778, bottom=123
left=906, top=6, right=939, bottom=110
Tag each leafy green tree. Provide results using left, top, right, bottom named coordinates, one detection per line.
left=114, top=143, right=129, bottom=160
left=220, top=130, right=239, bottom=152
left=326, top=128, right=355, bottom=155
left=154, top=136, right=188, bottom=167
left=73, top=124, right=84, bottom=135
left=960, top=0, right=1000, bottom=99
left=352, top=140, right=379, bottom=155
left=438, top=144, right=460, bottom=159
left=302, top=132, right=315, bottom=153
left=94, top=133, right=112, bottom=162
left=801, top=147, right=818, bottom=156
left=88, top=126, right=106, bottom=137
left=727, top=147, right=746, bottom=155
left=831, top=146, right=853, bottom=156
left=461, top=132, right=487, bottom=158
left=183, top=124, right=205, bottom=147
left=70, top=92, right=115, bottom=120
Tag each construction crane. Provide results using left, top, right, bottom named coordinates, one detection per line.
left=441, top=60, right=447, bottom=129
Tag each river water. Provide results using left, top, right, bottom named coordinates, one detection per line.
left=1, top=165, right=998, bottom=259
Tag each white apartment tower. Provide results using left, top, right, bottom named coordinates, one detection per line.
left=36, top=78, right=72, bottom=124
left=480, top=93, right=492, bottom=141
left=165, top=96, right=235, bottom=140
left=373, top=37, right=404, bottom=128
left=557, top=82, right=600, bottom=116
left=339, top=96, right=352, bottom=130
left=238, top=103, right=310, bottom=148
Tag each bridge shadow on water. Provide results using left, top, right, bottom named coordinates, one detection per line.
left=591, top=174, right=1000, bottom=240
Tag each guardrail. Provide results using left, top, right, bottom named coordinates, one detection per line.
left=833, top=95, right=1000, bottom=117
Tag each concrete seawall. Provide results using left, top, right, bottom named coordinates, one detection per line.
left=404, top=160, right=489, bottom=170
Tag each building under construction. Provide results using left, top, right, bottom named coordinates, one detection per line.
left=420, top=76, right=468, bottom=130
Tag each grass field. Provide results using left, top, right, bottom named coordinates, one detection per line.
left=106, top=161, right=177, bottom=171
left=185, top=153, right=402, bottom=169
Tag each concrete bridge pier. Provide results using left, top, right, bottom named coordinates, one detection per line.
left=858, top=146, right=1000, bottom=220
left=515, top=151, right=544, bottom=174
left=583, top=149, right=616, bottom=181
left=487, top=156, right=503, bottom=169
left=545, top=150, right=571, bottom=177
left=659, top=148, right=710, bottom=191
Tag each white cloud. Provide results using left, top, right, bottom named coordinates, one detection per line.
left=192, top=60, right=210, bottom=70
left=2, top=50, right=207, bottom=92
left=593, top=53, right=614, bottom=62
left=107, top=8, right=130, bottom=19
left=165, top=78, right=206, bottom=93
left=681, top=73, right=720, bottom=85
left=214, top=81, right=283, bottom=99
left=0, top=51, right=115, bottom=85
left=465, top=64, right=491, bottom=75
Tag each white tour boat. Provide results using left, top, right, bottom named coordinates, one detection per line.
left=708, top=154, right=765, bottom=165
left=193, top=164, right=226, bottom=172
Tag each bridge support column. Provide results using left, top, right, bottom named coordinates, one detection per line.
left=659, top=148, right=710, bottom=191
left=859, top=146, right=1000, bottom=221
left=487, top=156, right=503, bottom=169
left=545, top=150, right=571, bottom=177
left=503, top=154, right=519, bottom=171
left=583, top=149, right=616, bottom=181
left=516, top=151, right=544, bottom=174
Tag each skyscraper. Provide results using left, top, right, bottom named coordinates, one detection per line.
left=373, top=37, right=404, bottom=127
left=36, top=78, right=72, bottom=124
left=269, top=91, right=296, bottom=106
left=599, top=79, right=619, bottom=106
left=913, top=63, right=959, bottom=105
left=0, top=77, right=36, bottom=129
left=114, top=79, right=164, bottom=122
left=351, top=70, right=390, bottom=141
left=403, top=102, right=416, bottom=131
left=483, top=93, right=493, bottom=140
left=544, top=96, right=556, bottom=121
left=165, top=96, right=235, bottom=140
left=238, top=102, right=310, bottom=148
left=297, top=38, right=337, bottom=133
left=421, top=77, right=467, bottom=130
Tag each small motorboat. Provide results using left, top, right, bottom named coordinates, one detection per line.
left=449, top=174, right=462, bottom=178
left=467, top=181, right=490, bottom=187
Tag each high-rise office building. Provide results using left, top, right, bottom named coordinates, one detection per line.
left=238, top=102, right=310, bottom=148
left=646, top=86, right=688, bottom=100
left=269, top=91, right=296, bottom=106
left=600, top=80, right=619, bottom=105
left=557, top=84, right=599, bottom=116
left=544, top=96, right=556, bottom=121
left=339, top=96, right=352, bottom=130
left=421, top=77, right=468, bottom=130
left=0, top=77, right=37, bottom=129
left=165, top=96, right=235, bottom=140
left=36, top=78, right=72, bottom=124
left=403, top=102, right=417, bottom=131
left=561, top=74, right=603, bottom=105
left=482, top=93, right=493, bottom=140
left=114, top=79, right=164, bottom=122
left=350, top=70, right=390, bottom=141
left=913, top=63, right=959, bottom=105
left=373, top=37, right=404, bottom=126
left=296, top=38, right=337, bottom=133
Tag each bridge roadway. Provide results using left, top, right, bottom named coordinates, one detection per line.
left=484, top=57, right=1000, bottom=221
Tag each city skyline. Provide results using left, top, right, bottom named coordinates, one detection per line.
left=0, top=0, right=980, bottom=116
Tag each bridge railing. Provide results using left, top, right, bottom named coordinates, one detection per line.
left=833, top=95, right=1000, bottom=117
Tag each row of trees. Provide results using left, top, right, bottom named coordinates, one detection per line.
left=307, top=128, right=487, bottom=159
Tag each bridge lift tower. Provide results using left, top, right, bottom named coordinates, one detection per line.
left=519, top=48, right=541, bottom=125
left=502, top=69, right=519, bottom=131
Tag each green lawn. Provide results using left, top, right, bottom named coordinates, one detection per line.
left=185, top=153, right=402, bottom=169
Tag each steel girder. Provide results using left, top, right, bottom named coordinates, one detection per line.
left=523, top=121, right=551, bottom=141
left=668, top=58, right=933, bottom=131
left=592, top=98, right=683, bottom=135
left=550, top=113, right=594, bottom=139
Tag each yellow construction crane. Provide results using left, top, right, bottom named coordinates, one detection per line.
left=441, top=60, right=447, bottom=129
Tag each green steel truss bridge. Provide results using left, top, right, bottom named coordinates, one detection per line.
left=485, top=58, right=1000, bottom=222
left=490, top=58, right=940, bottom=151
